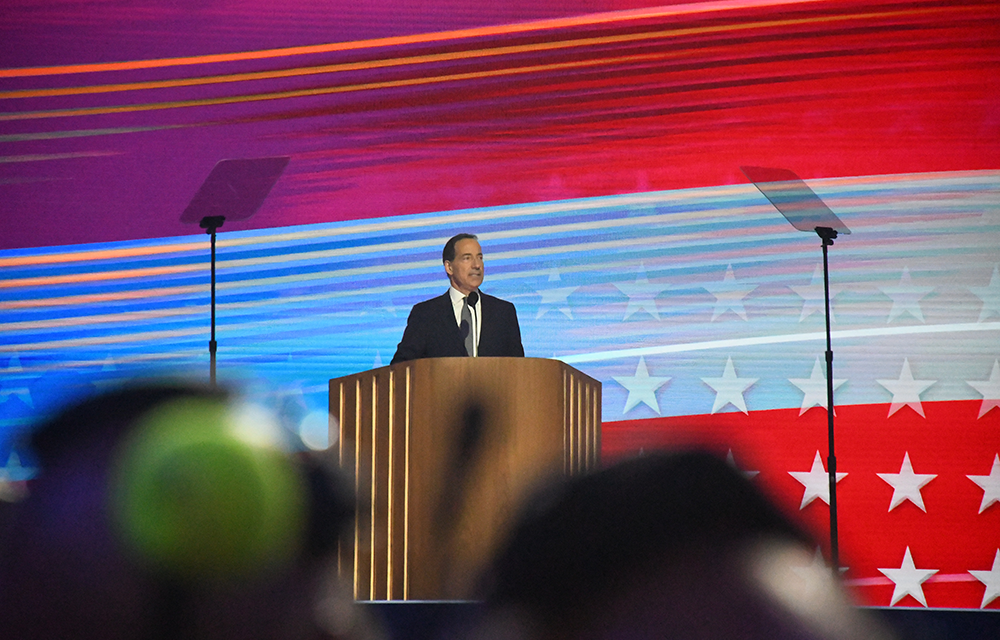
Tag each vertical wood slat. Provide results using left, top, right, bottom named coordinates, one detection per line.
left=401, top=366, right=411, bottom=600
left=368, top=374, right=378, bottom=599
left=567, top=370, right=574, bottom=473
left=385, top=369, right=395, bottom=598
left=562, top=366, right=602, bottom=475
left=331, top=358, right=601, bottom=601
left=387, top=366, right=408, bottom=599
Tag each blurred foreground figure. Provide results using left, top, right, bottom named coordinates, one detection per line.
left=0, top=382, right=374, bottom=640
left=469, top=450, right=895, bottom=640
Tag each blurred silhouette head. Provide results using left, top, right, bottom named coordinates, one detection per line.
left=471, top=450, right=893, bottom=640
left=0, top=381, right=356, bottom=640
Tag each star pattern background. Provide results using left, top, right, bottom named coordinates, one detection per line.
left=879, top=547, right=938, bottom=607
left=701, top=357, right=758, bottom=414
left=2, top=172, right=999, bottom=612
left=877, top=452, right=937, bottom=512
left=789, top=451, right=848, bottom=509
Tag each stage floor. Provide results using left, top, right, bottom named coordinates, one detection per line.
left=359, top=601, right=1000, bottom=640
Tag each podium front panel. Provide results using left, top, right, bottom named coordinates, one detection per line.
left=330, top=357, right=600, bottom=600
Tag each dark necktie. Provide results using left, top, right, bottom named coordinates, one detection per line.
left=461, top=297, right=474, bottom=357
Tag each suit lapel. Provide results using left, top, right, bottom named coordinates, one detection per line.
left=477, top=292, right=495, bottom=355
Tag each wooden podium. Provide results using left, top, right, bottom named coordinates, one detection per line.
left=329, top=357, right=601, bottom=601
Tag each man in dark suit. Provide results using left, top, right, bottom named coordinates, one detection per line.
left=391, top=233, right=524, bottom=363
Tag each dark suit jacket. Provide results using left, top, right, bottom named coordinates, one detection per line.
left=391, top=291, right=524, bottom=364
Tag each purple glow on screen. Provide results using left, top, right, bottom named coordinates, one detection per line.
left=1, top=0, right=997, bottom=250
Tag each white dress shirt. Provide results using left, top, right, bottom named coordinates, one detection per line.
left=448, top=286, right=481, bottom=356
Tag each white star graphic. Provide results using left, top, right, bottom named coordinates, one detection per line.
left=788, top=356, right=847, bottom=416
left=968, top=454, right=1000, bottom=514
left=789, top=264, right=841, bottom=322
left=879, top=547, right=938, bottom=606
left=0, top=451, right=34, bottom=503
left=969, top=549, right=1000, bottom=608
left=880, top=267, right=933, bottom=323
left=536, top=268, right=578, bottom=319
left=0, top=354, right=33, bottom=408
left=789, top=547, right=847, bottom=582
left=0, top=451, right=33, bottom=482
left=877, top=452, right=937, bottom=512
left=969, top=264, right=1000, bottom=322
left=613, top=357, right=671, bottom=414
left=726, top=449, right=759, bottom=480
left=876, top=358, right=936, bottom=418
left=701, top=357, right=758, bottom=414
left=788, top=451, right=847, bottom=509
left=967, top=360, right=1000, bottom=419
left=614, top=264, right=667, bottom=321
left=703, top=264, right=757, bottom=321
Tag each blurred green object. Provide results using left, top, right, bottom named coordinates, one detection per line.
left=109, top=396, right=307, bottom=581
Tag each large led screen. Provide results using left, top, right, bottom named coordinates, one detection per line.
left=2, top=0, right=998, bottom=612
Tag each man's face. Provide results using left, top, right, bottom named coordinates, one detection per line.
left=445, top=238, right=484, bottom=294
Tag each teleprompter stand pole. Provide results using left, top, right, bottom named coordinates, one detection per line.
left=741, top=166, right=850, bottom=572
left=181, top=157, right=289, bottom=388
left=200, top=215, right=226, bottom=388
left=818, top=225, right=839, bottom=570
